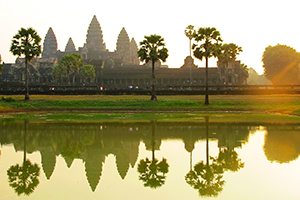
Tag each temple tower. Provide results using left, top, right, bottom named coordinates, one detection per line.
left=65, top=37, right=76, bottom=53
left=130, top=38, right=140, bottom=65
left=86, top=15, right=106, bottom=59
left=116, top=27, right=131, bottom=65
left=42, top=27, right=58, bottom=58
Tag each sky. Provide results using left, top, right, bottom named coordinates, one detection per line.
left=1, top=0, right=300, bottom=75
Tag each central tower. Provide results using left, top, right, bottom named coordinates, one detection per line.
left=86, top=15, right=106, bottom=59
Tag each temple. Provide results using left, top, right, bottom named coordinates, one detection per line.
left=0, top=15, right=248, bottom=86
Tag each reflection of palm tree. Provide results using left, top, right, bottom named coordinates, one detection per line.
left=185, top=117, right=225, bottom=197
left=7, top=120, right=40, bottom=196
left=137, top=120, right=169, bottom=189
left=7, top=160, right=40, bottom=196
left=137, top=157, right=169, bottom=189
left=215, top=148, right=244, bottom=172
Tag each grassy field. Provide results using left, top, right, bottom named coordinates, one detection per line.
left=1, top=94, right=300, bottom=122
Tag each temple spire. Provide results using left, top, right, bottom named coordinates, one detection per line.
left=65, top=37, right=76, bottom=53
left=85, top=15, right=106, bottom=59
left=42, top=27, right=58, bottom=58
left=116, top=27, right=131, bottom=65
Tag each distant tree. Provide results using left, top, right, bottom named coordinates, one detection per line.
left=218, top=43, right=243, bottom=69
left=10, top=27, right=42, bottom=100
left=80, top=64, right=95, bottom=83
left=138, top=35, right=168, bottom=101
left=0, top=55, right=3, bottom=74
left=262, top=44, right=300, bottom=85
left=60, top=53, right=84, bottom=84
left=185, top=25, right=195, bottom=56
left=52, top=63, right=67, bottom=85
left=192, top=27, right=222, bottom=105
left=185, top=25, right=195, bottom=84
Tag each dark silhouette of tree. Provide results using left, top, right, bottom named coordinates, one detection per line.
left=262, top=44, right=300, bottom=85
left=137, top=120, right=169, bottom=188
left=185, top=117, right=225, bottom=197
left=7, top=120, right=40, bottom=196
left=138, top=35, right=169, bottom=101
left=10, top=27, right=42, bottom=100
left=192, top=27, right=222, bottom=105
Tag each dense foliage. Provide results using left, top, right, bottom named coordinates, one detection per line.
left=262, top=44, right=300, bottom=85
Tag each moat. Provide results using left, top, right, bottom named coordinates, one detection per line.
left=1, top=119, right=300, bottom=199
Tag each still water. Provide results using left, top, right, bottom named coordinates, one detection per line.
left=0, top=119, right=300, bottom=200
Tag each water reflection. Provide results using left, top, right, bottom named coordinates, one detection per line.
left=0, top=119, right=300, bottom=199
left=137, top=120, right=169, bottom=189
left=264, top=127, right=300, bottom=163
left=7, top=120, right=40, bottom=196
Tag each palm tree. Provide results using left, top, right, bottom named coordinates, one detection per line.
left=60, top=53, right=84, bottom=84
left=52, top=63, right=67, bottom=85
left=192, top=27, right=222, bottom=105
left=80, top=64, right=96, bottom=83
left=185, top=25, right=195, bottom=84
left=138, top=35, right=168, bottom=101
left=10, top=27, right=42, bottom=100
left=217, top=43, right=243, bottom=84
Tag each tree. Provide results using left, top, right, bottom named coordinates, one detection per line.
left=192, top=27, right=222, bottom=105
left=138, top=35, right=168, bottom=101
left=60, top=53, right=84, bottom=84
left=185, top=25, right=195, bottom=84
left=52, top=63, right=67, bottom=85
left=10, top=27, right=42, bottom=100
left=262, top=44, right=300, bottom=85
left=80, top=64, right=95, bottom=83
left=0, top=55, right=3, bottom=74
left=218, top=43, right=243, bottom=69
left=185, top=25, right=195, bottom=57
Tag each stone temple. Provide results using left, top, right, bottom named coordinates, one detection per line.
left=0, top=15, right=248, bottom=87
left=42, top=15, right=140, bottom=66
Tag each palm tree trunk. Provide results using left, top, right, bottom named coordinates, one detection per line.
left=151, top=59, right=157, bottom=101
left=205, top=56, right=209, bottom=105
left=25, top=59, right=29, bottom=100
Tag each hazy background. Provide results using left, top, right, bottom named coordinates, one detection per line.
left=1, top=0, right=299, bottom=74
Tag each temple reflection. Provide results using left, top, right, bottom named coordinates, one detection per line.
left=0, top=119, right=299, bottom=195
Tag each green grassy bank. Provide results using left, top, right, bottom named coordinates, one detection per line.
left=0, top=94, right=300, bottom=122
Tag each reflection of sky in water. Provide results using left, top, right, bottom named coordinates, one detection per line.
left=0, top=123, right=300, bottom=199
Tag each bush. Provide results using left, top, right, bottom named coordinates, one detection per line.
left=1, top=96, right=16, bottom=102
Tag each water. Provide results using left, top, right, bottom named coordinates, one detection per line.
left=1, top=119, right=300, bottom=199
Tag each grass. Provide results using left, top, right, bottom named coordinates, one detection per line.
left=0, top=94, right=300, bottom=122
